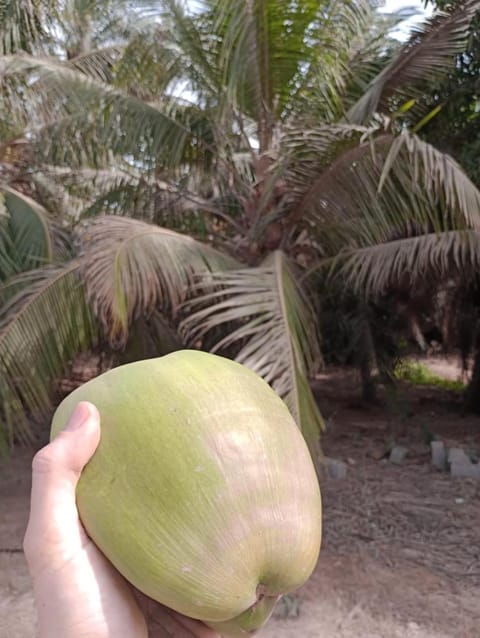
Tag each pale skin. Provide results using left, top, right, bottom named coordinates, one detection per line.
left=23, top=401, right=221, bottom=638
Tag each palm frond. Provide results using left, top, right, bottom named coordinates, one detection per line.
left=181, top=0, right=370, bottom=147
left=37, top=165, right=231, bottom=233
left=35, top=166, right=179, bottom=221
left=284, top=129, right=480, bottom=263
left=0, top=0, right=57, bottom=54
left=285, top=0, right=374, bottom=121
left=55, top=0, right=162, bottom=58
left=180, top=250, right=324, bottom=462
left=0, top=263, right=97, bottom=448
left=0, top=54, right=205, bottom=170
left=155, top=0, right=222, bottom=99
left=67, top=45, right=123, bottom=82
left=341, top=12, right=400, bottom=111
left=348, top=0, right=479, bottom=123
left=332, top=230, right=480, bottom=296
left=78, top=216, right=240, bottom=347
left=0, top=186, right=53, bottom=280
left=277, top=123, right=380, bottom=229
left=379, top=132, right=480, bottom=231
left=30, top=171, right=87, bottom=222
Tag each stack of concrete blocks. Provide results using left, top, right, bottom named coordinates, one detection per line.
left=430, top=440, right=480, bottom=478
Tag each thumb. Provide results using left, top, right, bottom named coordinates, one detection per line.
left=39, top=400, right=100, bottom=475
left=24, top=402, right=100, bottom=571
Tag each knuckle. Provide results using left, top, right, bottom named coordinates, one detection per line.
left=31, top=443, right=62, bottom=475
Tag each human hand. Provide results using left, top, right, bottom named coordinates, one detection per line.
left=24, top=401, right=220, bottom=638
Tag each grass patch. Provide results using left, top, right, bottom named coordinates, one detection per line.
left=394, top=360, right=465, bottom=392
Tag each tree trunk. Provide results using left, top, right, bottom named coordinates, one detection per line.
left=360, top=353, right=377, bottom=402
left=464, top=341, right=480, bottom=413
left=358, top=310, right=377, bottom=403
left=408, top=312, right=428, bottom=352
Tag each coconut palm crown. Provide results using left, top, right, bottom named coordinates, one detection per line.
left=1, top=0, right=480, bottom=459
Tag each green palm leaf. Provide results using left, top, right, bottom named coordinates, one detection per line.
left=0, top=0, right=57, bottom=54
left=165, top=0, right=370, bottom=148
left=348, top=0, right=479, bottom=123
left=341, top=10, right=401, bottom=111
left=219, top=0, right=369, bottom=140
left=0, top=186, right=53, bottom=281
left=180, top=250, right=324, bottom=464
left=0, top=263, right=97, bottom=448
left=0, top=54, right=202, bottom=169
left=78, top=216, right=240, bottom=347
left=157, top=0, right=222, bottom=99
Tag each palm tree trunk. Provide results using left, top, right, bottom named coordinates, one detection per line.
left=408, top=312, right=428, bottom=352
left=464, top=338, right=480, bottom=413
left=358, top=308, right=377, bottom=402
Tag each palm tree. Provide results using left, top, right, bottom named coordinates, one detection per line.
left=1, top=0, right=480, bottom=458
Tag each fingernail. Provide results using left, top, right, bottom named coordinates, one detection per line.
left=64, top=402, right=92, bottom=432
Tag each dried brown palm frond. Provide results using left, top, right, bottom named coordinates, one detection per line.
left=278, top=124, right=386, bottom=231
left=282, top=129, right=480, bottom=261
left=331, top=230, right=480, bottom=296
left=180, top=250, right=324, bottom=462
left=67, top=45, right=123, bottom=82
left=78, top=216, right=240, bottom=347
left=379, top=132, right=480, bottom=231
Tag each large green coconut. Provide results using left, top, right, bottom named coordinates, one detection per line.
left=51, top=350, right=322, bottom=636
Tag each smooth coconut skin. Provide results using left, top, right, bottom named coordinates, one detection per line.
left=51, top=350, right=322, bottom=636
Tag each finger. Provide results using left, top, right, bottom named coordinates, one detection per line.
left=24, top=402, right=100, bottom=569
left=135, top=592, right=220, bottom=638
left=169, top=612, right=221, bottom=638
left=148, top=610, right=215, bottom=638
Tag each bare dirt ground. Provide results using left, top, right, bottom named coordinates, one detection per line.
left=1, top=358, right=479, bottom=638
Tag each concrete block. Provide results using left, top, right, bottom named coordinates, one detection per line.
left=450, top=462, right=480, bottom=479
left=431, top=441, right=447, bottom=470
left=274, top=594, right=302, bottom=619
left=389, top=446, right=408, bottom=465
left=447, top=448, right=471, bottom=466
left=321, top=457, right=348, bottom=479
